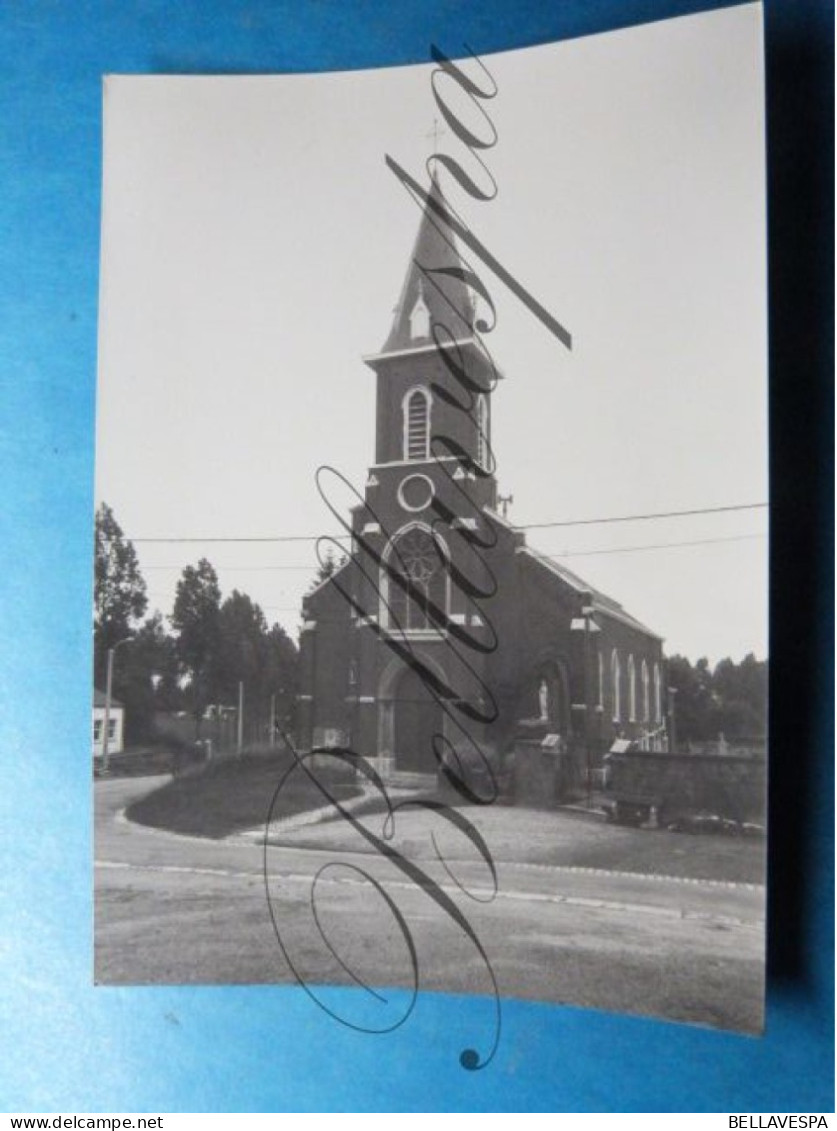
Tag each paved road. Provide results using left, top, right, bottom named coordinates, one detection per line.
left=95, top=776, right=766, bottom=1033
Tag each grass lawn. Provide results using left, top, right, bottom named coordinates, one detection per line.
left=125, top=750, right=362, bottom=839
left=271, top=797, right=766, bottom=885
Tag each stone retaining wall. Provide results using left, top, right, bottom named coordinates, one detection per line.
left=606, top=750, right=766, bottom=824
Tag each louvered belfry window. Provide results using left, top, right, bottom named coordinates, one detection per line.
left=405, top=388, right=431, bottom=460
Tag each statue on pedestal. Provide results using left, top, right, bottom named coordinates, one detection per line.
left=538, top=677, right=549, bottom=723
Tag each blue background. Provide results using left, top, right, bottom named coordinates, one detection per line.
left=0, top=0, right=832, bottom=1113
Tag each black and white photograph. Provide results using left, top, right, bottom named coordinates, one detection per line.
left=93, top=4, right=768, bottom=1042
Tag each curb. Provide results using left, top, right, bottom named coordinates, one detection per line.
left=109, top=784, right=764, bottom=892
left=232, top=782, right=416, bottom=844
left=557, top=802, right=609, bottom=821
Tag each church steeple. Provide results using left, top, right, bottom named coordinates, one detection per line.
left=381, top=171, right=475, bottom=355
left=363, top=169, right=495, bottom=501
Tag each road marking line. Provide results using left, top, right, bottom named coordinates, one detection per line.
left=107, top=798, right=764, bottom=893
left=254, top=841, right=764, bottom=892
left=500, top=862, right=764, bottom=893
left=95, top=860, right=763, bottom=928
left=97, top=860, right=259, bottom=879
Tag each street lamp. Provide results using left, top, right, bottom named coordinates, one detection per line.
left=101, top=635, right=132, bottom=775
left=571, top=601, right=600, bottom=805
left=581, top=604, right=598, bottom=805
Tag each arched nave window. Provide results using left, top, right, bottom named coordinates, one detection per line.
left=611, top=650, right=621, bottom=723
left=642, top=659, right=650, bottom=722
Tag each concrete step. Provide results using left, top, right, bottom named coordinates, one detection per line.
left=384, top=770, right=437, bottom=791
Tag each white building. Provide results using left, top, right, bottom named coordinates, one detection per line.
left=93, top=688, right=125, bottom=760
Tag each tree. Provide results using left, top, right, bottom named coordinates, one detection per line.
left=712, top=653, right=767, bottom=739
left=264, top=622, right=299, bottom=737
left=666, top=655, right=715, bottom=745
left=113, top=612, right=180, bottom=744
left=215, top=591, right=270, bottom=706
left=667, top=652, right=768, bottom=747
left=94, top=503, right=148, bottom=688
left=214, top=592, right=299, bottom=746
left=308, top=546, right=346, bottom=591
left=171, top=559, right=221, bottom=737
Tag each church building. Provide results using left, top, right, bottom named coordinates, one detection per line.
left=297, top=173, right=667, bottom=794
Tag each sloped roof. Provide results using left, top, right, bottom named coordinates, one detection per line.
left=518, top=544, right=663, bottom=640
left=302, top=558, right=352, bottom=607
left=381, top=171, right=475, bottom=355
left=93, top=689, right=123, bottom=709
left=482, top=506, right=660, bottom=639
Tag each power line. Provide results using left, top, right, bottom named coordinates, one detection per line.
left=519, top=501, right=767, bottom=531
left=147, top=593, right=301, bottom=614
left=130, top=501, right=768, bottom=544
left=147, top=534, right=766, bottom=601
left=143, top=564, right=312, bottom=571
left=134, top=533, right=347, bottom=545
left=142, top=530, right=767, bottom=573
left=144, top=532, right=766, bottom=620
left=549, top=532, right=766, bottom=558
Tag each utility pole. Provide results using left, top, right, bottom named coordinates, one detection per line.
left=570, top=603, right=599, bottom=807
left=583, top=605, right=593, bottom=806
left=101, top=636, right=131, bottom=775
left=237, top=681, right=244, bottom=754
left=269, top=693, right=276, bottom=748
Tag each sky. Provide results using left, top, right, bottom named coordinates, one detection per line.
left=96, top=2, right=767, bottom=666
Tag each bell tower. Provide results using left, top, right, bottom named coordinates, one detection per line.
left=361, top=171, right=499, bottom=524
left=305, top=169, right=508, bottom=775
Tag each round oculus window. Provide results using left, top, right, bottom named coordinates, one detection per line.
left=397, top=473, right=435, bottom=513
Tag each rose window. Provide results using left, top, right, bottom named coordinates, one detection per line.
left=386, top=527, right=446, bottom=631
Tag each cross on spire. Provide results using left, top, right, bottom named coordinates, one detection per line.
left=379, top=158, right=475, bottom=353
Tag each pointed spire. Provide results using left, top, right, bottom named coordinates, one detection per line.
left=381, top=170, right=475, bottom=353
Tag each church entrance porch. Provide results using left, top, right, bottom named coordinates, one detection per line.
left=392, top=666, right=443, bottom=775
left=374, top=653, right=449, bottom=786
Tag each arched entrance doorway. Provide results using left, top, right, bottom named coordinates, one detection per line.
left=392, top=665, right=444, bottom=774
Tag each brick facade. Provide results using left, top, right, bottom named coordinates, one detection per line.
left=298, top=173, right=666, bottom=789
